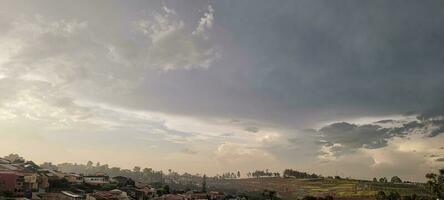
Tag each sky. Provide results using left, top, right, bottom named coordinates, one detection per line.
left=0, top=0, right=444, bottom=181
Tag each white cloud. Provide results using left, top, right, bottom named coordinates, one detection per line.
left=215, top=143, right=278, bottom=170
left=193, top=5, right=215, bottom=39
left=133, top=5, right=219, bottom=70
left=0, top=6, right=222, bottom=135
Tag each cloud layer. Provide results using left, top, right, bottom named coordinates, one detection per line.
left=0, top=1, right=444, bottom=181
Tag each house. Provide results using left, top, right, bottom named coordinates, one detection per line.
left=135, top=187, right=156, bottom=200
left=184, top=191, right=209, bottom=200
left=37, top=173, right=50, bottom=191
left=38, top=169, right=66, bottom=179
left=83, top=175, right=109, bottom=185
left=0, top=163, right=40, bottom=196
left=0, top=171, right=24, bottom=194
left=86, top=189, right=130, bottom=200
left=23, top=172, right=38, bottom=190
left=60, top=191, right=85, bottom=200
left=120, top=186, right=156, bottom=200
left=33, top=191, right=85, bottom=200
left=154, top=194, right=187, bottom=200
left=33, top=192, right=60, bottom=200
left=65, top=173, right=84, bottom=184
left=0, top=158, right=11, bottom=164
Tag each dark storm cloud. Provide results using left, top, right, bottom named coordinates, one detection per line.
left=317, top=117, right=444, bottom=155
left=319, top=122, right=389, bottom=149
left=94, top=0, right=444, bottom=129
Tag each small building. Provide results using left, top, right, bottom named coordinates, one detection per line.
left=154, top=194, right=187, bottom=200
left=0, top=171, right=24, bottom=193
left=60, top=191, right=85, bottom=200
left=65, top=173, right=84, bottom=184
left=83, top=175, right=109, bottom=185
left=86, top=189, right=130, bottom=200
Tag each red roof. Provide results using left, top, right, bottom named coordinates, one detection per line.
left=0, top=172, right=19, bottom=191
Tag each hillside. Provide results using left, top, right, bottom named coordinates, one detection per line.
left=207, top=177, right=432, bottom=199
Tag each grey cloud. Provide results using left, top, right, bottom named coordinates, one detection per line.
left=375, top=119, right=395, bottom=124
left=1, top=0, right=444, bottom=181
left=317, top=117, right=444, bottom=156
left=180, top=148, right=198, bottom=155
left=244, top=127, right=259, bottom=133
left=219, top=133, right=234, bottom=137
left=435, top=158, right=444, bottom=162
left=319, top=122, right=388, bottom=149
left=1, top=1, right=444, bottom=130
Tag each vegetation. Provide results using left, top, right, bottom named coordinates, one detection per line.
left=425, top=169, right=444, bottom=199
left=391, top=176, right=402, bottom=183
left=248, top=169, right=281, bottom=178
left=302, top=195, right=333, bottom=200
left=283, top=169, right=319, bottom=179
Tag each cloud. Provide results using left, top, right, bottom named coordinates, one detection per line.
left=436, top=158, right=444, bottom=162
left=133, top=5, right=219, bottom=70
left=244, top=126, right=259, bottom=133
left=215, top=143, right=278, bottom=170
left=317, top=116, right=444, bottom=157
left=180, top=147, right=198, bottom=155
left=319, top=122, right=389, bottom=150
left=193, top=5, right=214, bottom=38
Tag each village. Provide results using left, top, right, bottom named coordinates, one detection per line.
left=0, top=156, right=229, bottom=200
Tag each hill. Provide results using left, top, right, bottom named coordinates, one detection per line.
left=207, top=177, right=432, bottom=199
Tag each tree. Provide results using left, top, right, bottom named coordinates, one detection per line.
left=133, top=166, right=141, bottom=173
left=262, top=189, right=278, bottom=200
left=4, top=153, right=24, bottom=163
left=425, top=169, right=444, bottom=199
left=41, top=162, right=58, bottom=170
left=379, top=177, right=388, bottom=183
left=163, top=185, right=170, bottom=194
left=283, top=169, right=319, bottom=179
left=202, top=174, right=207, bottom=192
left=237, top=171, right=241, bottom=178
left=373, top=177, right=378, bottom=182
left=376, top=191, right=387, bottom=200
left=387, top=191, right=401, bottom=200
left=48, top=178, right=70, bottom=190
left=390, top=176, right=402, bottom=183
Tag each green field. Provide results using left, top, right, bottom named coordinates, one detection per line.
left=208, top=178, right=433, bottom=199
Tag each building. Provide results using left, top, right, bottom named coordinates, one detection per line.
left=33, top=192, right=85, bottom=200
left=154, top=194, right=187, bottom=200
left=86, top=189, right=130, bottom=200
left=120, top=186, right=156, bottom=200
left=33, top=192, right=60, bottom=200
left=0, top=163, right=40, bottom=196
left=60, top=191, right=85, bottom=200
left=184, top=191, right=209, bottom=200
left=0, top=171, right=24, bottom=194
left=83, top=175, right=109, bottom=185
left=65, top=173, right=84, bottom=184
left=23, top=172, right=38, bottom=190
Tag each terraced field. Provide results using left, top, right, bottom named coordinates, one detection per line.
left=208, top=177, right=432, bottom=199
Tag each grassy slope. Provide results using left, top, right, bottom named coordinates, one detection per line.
left=208, top=177, right=432, bottom=199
